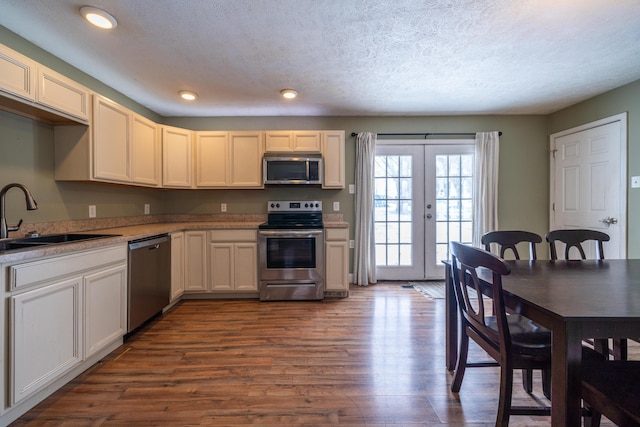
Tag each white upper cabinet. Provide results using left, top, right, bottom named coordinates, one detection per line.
left=195, top=131, right=229, bottom=187
left=265, top=130, right=322, bottom=152
left=0, top=43, right=36, bottom=101
left=131, top=113, right=161, bottom=186
left=162, top=125, right=194, bottom=188
left=229, top=131, right=264, bottom=187
left=322, top=130, right=346, bottom=188
left=195, top=131, right=263, bottom=188
left=93, top=95, right=130, bottom=183
left=37, top=66, right=90, bottom=122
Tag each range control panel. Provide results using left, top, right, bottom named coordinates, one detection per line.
left=267, top=200, right=322, bottom=212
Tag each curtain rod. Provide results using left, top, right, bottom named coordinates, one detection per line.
left=350, top=131, right=502, bottom=138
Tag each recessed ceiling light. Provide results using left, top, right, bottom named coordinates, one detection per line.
left=80, top=6, right=118, bottom=30
left=280, top=89, right=298, bottom=99
left=179, top=90, right=198, bottom=101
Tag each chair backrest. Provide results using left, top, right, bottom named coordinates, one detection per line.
left=545, top=229, right=610, bottom=260
left=481, top=230, right=542, bottom=260
left=450, top=241, right=512, bottom=358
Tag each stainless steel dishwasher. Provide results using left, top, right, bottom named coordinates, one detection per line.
left=127, top=234, right=171, bottom=333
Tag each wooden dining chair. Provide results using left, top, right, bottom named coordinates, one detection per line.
left=545, top=229, right=609, bottom=260
left=582, top=358, right=640, bottom=427
left=545, top=229, right=626, bottom=358
left=481, top=230, right=545, bottom=394
left=449, top=241, right=551, bottom=426
left=481, top=230, right=542, bottom=260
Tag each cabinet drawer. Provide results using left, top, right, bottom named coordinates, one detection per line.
left=10, top=245, right=127, bottom=290
left=210, top=229, right=256, bottom=242
left=325, top=228, right=348, bottom=241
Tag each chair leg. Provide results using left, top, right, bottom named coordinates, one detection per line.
left=613, top=338, right=628, bottom=360
left=542, top=368, right=551, bottom=400
left=496, top=360, right=514, bottom=427
left=451, top=331, right=469, bottom=393
left=521, top=368, right=533, bottom=393
left=583, top=402, right=602, bottom=427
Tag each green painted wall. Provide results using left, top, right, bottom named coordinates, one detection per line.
left=548, top=79, right=640, bottom=257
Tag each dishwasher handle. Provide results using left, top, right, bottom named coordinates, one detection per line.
left=128, top=234, right=170, bottom=251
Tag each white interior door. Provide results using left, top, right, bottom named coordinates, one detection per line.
left=550, top=113, right=627, bottom=258
left=375, top=141, right=474, bottom=280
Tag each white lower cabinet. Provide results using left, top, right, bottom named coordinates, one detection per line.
left=325, top=227, right=350, bottom=294
left=2, top=244, right=127, bottom=422
left=209, top=230, right=258, bottom=292
left=83, top=264, right=127, bottom=358
left=10, top=276, right=83, bottom=405
left=170, top=232, right=185, bottom=301
left=184, top=231, right=208, bottom=292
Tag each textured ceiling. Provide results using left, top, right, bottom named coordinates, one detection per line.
left=1, top=0, right=640, bottom=117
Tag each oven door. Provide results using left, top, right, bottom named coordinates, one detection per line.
left=258, top=229, right=324, bottom=300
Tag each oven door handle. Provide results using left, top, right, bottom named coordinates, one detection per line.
left=259, top=230, right=324, bottom=237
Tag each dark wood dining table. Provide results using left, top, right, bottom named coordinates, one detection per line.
left=444, top=258, right=640, bottom=426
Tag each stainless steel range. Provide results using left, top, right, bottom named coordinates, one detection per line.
left=258, top=200, right=324, bottom=301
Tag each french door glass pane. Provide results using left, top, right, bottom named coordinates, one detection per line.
left=436, top=154, right=473, bottom=263
left=375, top=155, right=412, bottom=266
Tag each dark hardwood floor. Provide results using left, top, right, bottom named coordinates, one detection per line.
left=10, top=283, right=623, bottom=426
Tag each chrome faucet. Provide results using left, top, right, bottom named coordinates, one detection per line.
left=0, top=183, right=38, bottom=239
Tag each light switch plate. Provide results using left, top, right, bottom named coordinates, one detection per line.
left=144, top=204, right=150, bottom=214
left=88, top=205, right=96, bottom=218
left=632, top=176, right=640, bottom=188
left=349, top=184, right=355, bottom=194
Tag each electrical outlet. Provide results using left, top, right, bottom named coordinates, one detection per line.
left=349, top=184, right=355, bottom=194
left=349, top=240, right=354, bottom=249
left=333, top=201, right=340, bottom=211
left=144, top=204, right=150, bottom=214
left=88, top=205, right=96, bottom=218
left=221, top=203, right=227, bottom=212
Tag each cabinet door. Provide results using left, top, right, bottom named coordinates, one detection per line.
left=131, top=114, right=160, bottom=186
left=93, top=95, right=130, bottom=183
left=84, top=264, right=127, bottom=358
left=234, top=243, right=258, bottom=291
left=11, top=277, right=83, bottom=405
left=264, top=131, right=292, bottom=152
left=210, top=243, right=234, bottom=291
left=170, top=232, right=185, bottom=301
left=196, top=131, right=229, bottom=187
left=0, top=43, right=36, bottom=101
left=325, top=241, right=349, bottom=291
left=322, top=131, right=346, bottom=188
left=293, top=131, right=321, bottom=152
left=162, top=126, right=193, bottom=188
left=229, top=131, right=263, bottom=187
left=38, top=66, right=90, bottom=122
left=184, top=231, right=207, bottom=291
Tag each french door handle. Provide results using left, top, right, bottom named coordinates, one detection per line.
left=599, top=216, right=618, bottom=227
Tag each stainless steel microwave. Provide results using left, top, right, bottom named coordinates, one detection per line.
left=263, top=155, right=323, bottom=185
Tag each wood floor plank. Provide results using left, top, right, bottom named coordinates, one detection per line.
left=10, top=283, right=627, bottom=426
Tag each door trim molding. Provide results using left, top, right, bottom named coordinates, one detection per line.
left=549, top=112, right=628, bottom=257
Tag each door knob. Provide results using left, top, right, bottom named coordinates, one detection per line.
left=599, top=217, right=618, bottom=227
left=426, top=213, right=433, bottom=219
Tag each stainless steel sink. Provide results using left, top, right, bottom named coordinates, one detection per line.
left=0, top=233, right=120, bottom=253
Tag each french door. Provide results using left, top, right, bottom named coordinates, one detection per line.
left=375, top=142, right=474, bottom=280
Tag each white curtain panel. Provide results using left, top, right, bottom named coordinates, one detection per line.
left=353, top=132, right=377, bottom=286
left=472, top=131, right=500, bottom=247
